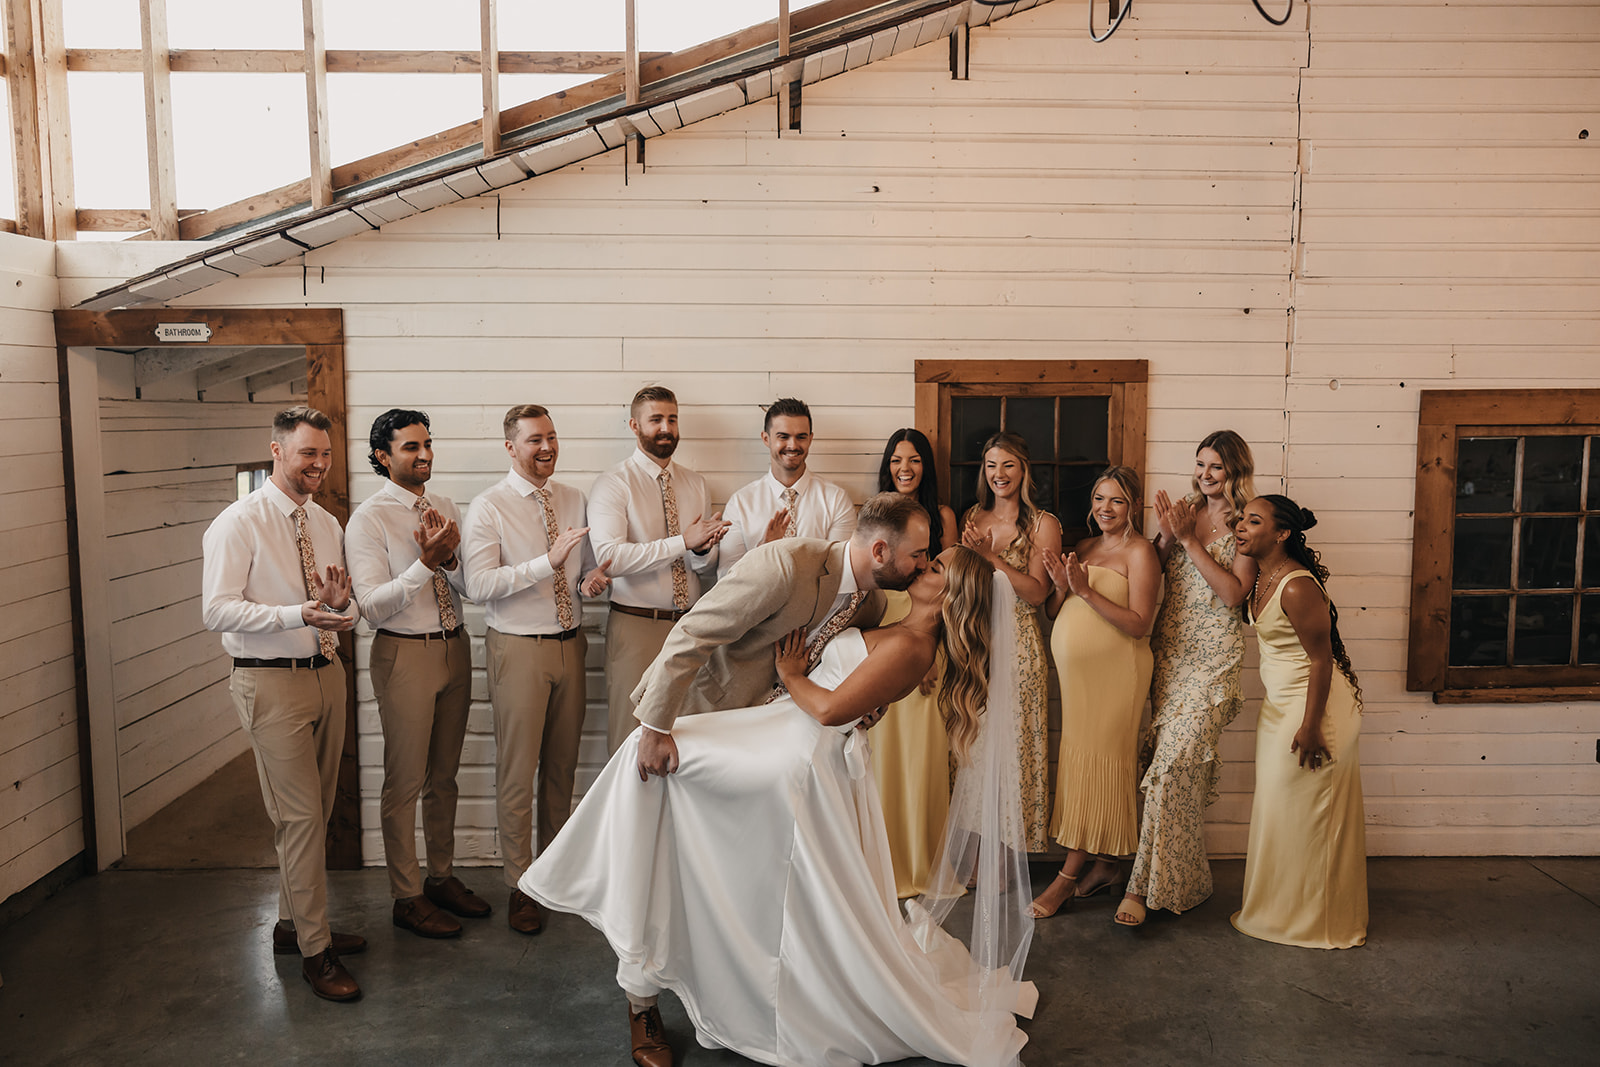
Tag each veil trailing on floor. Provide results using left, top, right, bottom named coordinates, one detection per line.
left=904, top=572, right=1037, bottom=1060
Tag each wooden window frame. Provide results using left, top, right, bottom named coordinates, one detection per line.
left=914, top=359, right=1148, bottom=526
left=1408, top=388, right=1600, bottom=703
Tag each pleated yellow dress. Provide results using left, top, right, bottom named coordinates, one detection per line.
left=1231, top=571, right=1368, bottom=949
left=870, top=591, right=953, bottom=898
left=1048, top=567, right=1153, bottom=855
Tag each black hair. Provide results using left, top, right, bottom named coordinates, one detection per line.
left=1257, top=494, right=1363, bottom=705
left=763, top=397, right=812, bottom=433
left=876, top=428, right=946, bottom=554
left=368, top=408, right=430, bottom=478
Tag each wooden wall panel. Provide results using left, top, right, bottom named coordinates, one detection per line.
left=0, top=231, right=78, bottom=902
left=135, top=0, right=1600, bottom=866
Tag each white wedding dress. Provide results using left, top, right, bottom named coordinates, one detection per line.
left=519, top=628, right=1036, bottom=1067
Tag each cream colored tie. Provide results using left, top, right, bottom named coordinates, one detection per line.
left=658, top=471, right=690, bottom=612
left=531, top=486, right=576, bottom=631
left=781, top=487, right=799, bottom=538
left=766, top=590, right=867, bottom=701
left=293, top=505, right=339, bottom=658
left=415, top=496, right=460, bottom=632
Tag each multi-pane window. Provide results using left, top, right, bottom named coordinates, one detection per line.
left=914, top=360, right=1147, bottom=545
left=1449, top=435, right=1600, bottom=669
left=1408, top=390, right=1600, bottom=698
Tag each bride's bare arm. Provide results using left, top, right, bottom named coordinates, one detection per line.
left=775, top=629, right=934, bottom=727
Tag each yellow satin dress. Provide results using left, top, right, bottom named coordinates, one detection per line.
left=1231, top=571, right=1368, bottom=949
left=1048, top=566, right=1153, bottom=856
left=870, top=591, right=953, bottom=898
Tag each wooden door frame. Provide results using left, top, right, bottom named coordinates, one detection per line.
left=51, top=307, right=360, bottom=871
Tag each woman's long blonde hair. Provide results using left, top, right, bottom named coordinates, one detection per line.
left=937, top=546, right=996, bottom=762
left=1188, top=429, right=1256, bottom=528
left=967, top=431, right=1041, bottom=561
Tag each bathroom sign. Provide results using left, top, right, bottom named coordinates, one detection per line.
left=154, top=322, right=213, bottom=343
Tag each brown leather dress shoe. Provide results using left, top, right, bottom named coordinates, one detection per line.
left=628, top=1004, right=673, bottom=1067
left=425, top=875, right=492, bottom=918
left=273, top=920, right=368, bottom=956
left=507, top=889, right=544, bottom=935
left=302, top=947, right=361, bottom=1002
left=393, top=895, right=463, bottom=939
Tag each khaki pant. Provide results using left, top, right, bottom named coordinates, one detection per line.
left=229, top=660, right=346, bottom=957
left=370, top=631, right=473, bottom=900
left=603, top=608, right=676, bottom=755
left=485, top=627, right=587, bottom=888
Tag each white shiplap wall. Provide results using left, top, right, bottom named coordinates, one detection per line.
left=0, top=233, right=81, bottom=901
left=131, top=0, right=1600, bottom=864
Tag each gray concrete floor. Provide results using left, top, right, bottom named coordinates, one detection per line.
left=2, top=857, right=1597, bottom=1066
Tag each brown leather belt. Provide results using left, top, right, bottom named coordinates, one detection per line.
left=233, top=654, right=333, bottom=669
left=610, top=603, right=688, bottom=622
left=523, top=627, right=582, bottom=641
left=376, top=626, right=465, bottom=641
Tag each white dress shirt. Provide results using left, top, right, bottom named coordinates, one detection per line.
left=345, top=477, right=468, bottom=634
left=588, top=449, right=718, bottom=610
left=462, top=469, right=595, bottom=635
left=718, top=469, right=857, bottom=579
left=201, top=479, right=359, bottom=658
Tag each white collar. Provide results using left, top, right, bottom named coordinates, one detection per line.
left=507, top=467, right=551, bottom=497
left=627, top=447, right=676, bottom=479
left=263, top=478, right=307, bottom=517
left=377, top=477, right=427, bottom=506
left=765, top=469, right=812, bottom=496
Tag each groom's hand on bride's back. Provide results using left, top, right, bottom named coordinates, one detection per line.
left=637, top=727, right=681, bottom=780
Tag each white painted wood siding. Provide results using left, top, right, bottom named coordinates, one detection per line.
left=161, top=0, right=1599, bottom=865
left=0, top=233, right=81, bottom=902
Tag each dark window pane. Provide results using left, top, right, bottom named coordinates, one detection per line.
left=1455, top=437, right=1516, bottom=514
left=1522, top=436, right=1583, bottom=513
left=1519, top=517, right=1578, bottom=589
left=1006, top=397, right=1056, bottom=463
left=1513, top=594, right=1574, bottom=666
left=950, top=464, right=981, bottom=525
left=1580, top=595, right=1600, bottom=665
left=1589, top=438, right=1600, bottom=511
left=1059, top=396, right=1110, bottom=464
left=1452, top=517, right=1513, bottom=590
left=1058, top=464, right=1101, bottom=543
left=1450, top=595, right=1508, bottom=667
left=951, top=397, right=1001, bottom=464
left=1032, top=464, right=1057, bottom=524
left=1586, top=518, right=1600, bottom=589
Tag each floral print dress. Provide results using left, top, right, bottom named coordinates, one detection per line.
left=1126, top=534, right=1244, bottom=912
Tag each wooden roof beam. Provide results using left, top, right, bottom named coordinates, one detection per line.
left=139, top=0, right=178, bottom=240
left=39, top=0, right=74, bottom=238
left=5, top=0, right=49, bottom=238
left=480, top=0, right=499, bottom=156
left=196, top=347, right=303, bottom=391
left=302, top=0, right=331, bottom=210
left=65, top=48, right=631, bottom=75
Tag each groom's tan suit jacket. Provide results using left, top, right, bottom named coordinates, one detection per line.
left=630, top=538, right=886, bottom=733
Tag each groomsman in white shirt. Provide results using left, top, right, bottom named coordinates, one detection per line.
left=462, top=404, right=610, bottom=936
left=717, top=396, right=856, bottom=579
left=345, top=409, right=491, bottom=941
left=201, top=405, right=364, bottom=1002
left=588, top=386, right=731, bottom=755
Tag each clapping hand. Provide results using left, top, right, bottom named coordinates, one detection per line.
left=1062, top=551, right=1090, bottom=597
left=761, top=507, right=791, bottom=546
left=581, top=560, right=613, bottom=598
left=547, top=525, right=589, bottom=568
left=1043, top=548, right=1071, bottom=595
left=413, top=507, right=460, bottom=570
left=962, top=521, right=998, bottom=561
left=310, top=563, right=353, bottom=611
left=1166, top=497, right=1197, bottom=544
left=1153, top=490, right=1177, bottom=542
left=685, top=511, right=731, bottom=552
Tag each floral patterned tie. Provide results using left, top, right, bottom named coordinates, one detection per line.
left=531, top=486, right=576, bottom=631
left=293, top=505, right=338, bottom=658
left=658, top=471, right=690, bottom=611
left=415, top=496, right=459, bottom=632
left=781, top=487, right=799, bottom=538
left=766, top=590, right=866, bottom=702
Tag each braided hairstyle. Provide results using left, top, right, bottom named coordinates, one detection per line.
left=1257, top=494, right=1363, bottom=706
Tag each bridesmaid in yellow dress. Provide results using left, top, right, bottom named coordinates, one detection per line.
left=1115, top=431, right=1258, bottom=927
left=1031, top=466, right=1161, bottom=917
left=1231, top=494, right=1367, bottom=949
left=961, top=431, right=1061, bottom=853
left=871, top=428, right=960, bottom=897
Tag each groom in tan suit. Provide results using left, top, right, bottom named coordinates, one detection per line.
left=621, top=491, right=931, bottom=1067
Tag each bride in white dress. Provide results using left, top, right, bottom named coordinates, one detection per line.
left=520, top=545, right=1037, bottom=1067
